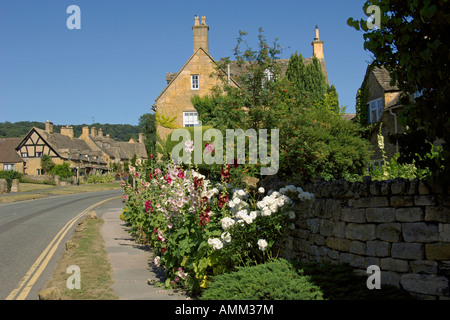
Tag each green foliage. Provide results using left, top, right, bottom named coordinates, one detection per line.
left=40, top=154, right=55, bottom=174
left=0, top=170, right=23, bottom=191
left=348, top=0, right=450, bottom=180
left=0, top=121, right=141, bottom=141
left=192, top=29, right=371, bottom=183
left=354, top=75, right=370, bottom=127
left=86, top=172, right=115, bottom=184
left=201, top=259, right=324, bottom=300
left=50, top=162, right=73, bottom=179
left=138, top=113, right=157, bottom=155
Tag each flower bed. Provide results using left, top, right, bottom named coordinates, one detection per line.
left=121, top=147, right=314, bottom=294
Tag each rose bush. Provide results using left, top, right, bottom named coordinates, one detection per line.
left=121, top=145, right=314, bottom=294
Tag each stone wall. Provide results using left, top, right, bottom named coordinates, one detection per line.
left=279, top=178, right=450, bottom=300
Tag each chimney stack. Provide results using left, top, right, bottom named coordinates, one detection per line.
left=90, top=127, right=97, bottom=137
left=139, top=133, right=144, bottom=144
left=98, top=128, right=103, bottom=137
left=312, top=25, right=324, bottom=60
left=82, top=126, right=89, bottom=138
left=60, top=125, right=74, bottom=139
left=45, top=120, right=53, bottom=133
left=192, top=15, right=209, bottom=53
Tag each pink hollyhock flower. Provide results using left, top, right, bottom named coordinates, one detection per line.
left=204, top=142, right=214, bottom=153
left=178, top=170, right=185, bottom=179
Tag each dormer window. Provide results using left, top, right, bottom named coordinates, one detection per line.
left=191, top=75, right=199, bottom=90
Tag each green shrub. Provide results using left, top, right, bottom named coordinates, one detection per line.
left=0, top=170, right=22, bottom=191
left=201, top=259, right=324, bottom=300
left=50, top=163, right=73, bottom=179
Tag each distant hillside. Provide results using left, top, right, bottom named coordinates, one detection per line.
left=0, top=121, right=141, bottom=142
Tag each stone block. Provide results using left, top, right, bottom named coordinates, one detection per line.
left=391, top=180, right=406, bottom=195
left=339, top=253, right=366, bottom=268
left=38, top=287, right=61, bottom=300
left=309, top=233, right=325, bottom=246
left=425, top=243, right=450, bottom=260
left=391, top=243, right=424, bottom=260
left=414, top=195, right=436, bottom=206
left=365, top=207, right=396, bottom=222
left=380, top=180, right=391, bottom=195
left=418, top=180, right=430, bottom=195
left=332, top=221, right=346, bottom=238
left=439, top=224, right=450, bottom=242
left=341, top=208, right=366, bottom=223
left=380, top=257, right=410, bottom=272
left=345, top=223, right=376, bottom=241
left=319, top=219, right=334, bottom=237
left=402, top=223, right=439, bottom=243
left=10, top=179, right=20, bottom=192
left=292, top=228, right=310, bottom=239
left=425, top=206, right=450, bottom=223
left=325, top=237, right=351, bottom=252
left=381, top=271, right=401, bottom=288
left=376, top=223, right=402, bottom=242
left=400, top=274, right=449, bottom=296
left=306, top=218, right=319, bottom=233
left=369, top=181, right=381, bottom=196
left=352, top=197, right=389, bottom=208
left=409, top=260, right=438, bottom=274
left=396, top=207, right=424, bottom=222
left=367, top=240, right=390, bottom=257
left=0, top=179, right=7, bottom=194
left=407, top=179, right=418, bottom=195
left=390, top=196, right=414, bottom=207
left=349, top=240, right=366, bottom=255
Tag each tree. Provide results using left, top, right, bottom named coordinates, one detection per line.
left=348, top=0, right=450, bottom=180
left=192, top=29, right=372, bottom=182
left=138, top=113, right=157, bottom=155
left=40, top=154, right=55, bottom=174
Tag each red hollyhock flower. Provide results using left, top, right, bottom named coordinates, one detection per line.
left=160, top=247, right=167, bottom=254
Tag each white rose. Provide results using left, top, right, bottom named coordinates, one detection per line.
left=258, top=187, right=265, bottom=194
left=221, top=232, right=231, bottom=243
left=257, top=239, right=268, bottom=251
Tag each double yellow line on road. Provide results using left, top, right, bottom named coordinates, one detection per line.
left=6, top=196, right=121, bottom=300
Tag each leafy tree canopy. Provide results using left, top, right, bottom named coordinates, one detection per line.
left=348, top=0, right=450, bottom=180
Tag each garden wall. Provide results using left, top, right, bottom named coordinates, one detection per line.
left=279, top=178, right=450, bottom=300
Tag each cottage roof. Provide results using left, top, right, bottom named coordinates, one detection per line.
left=371, top=66, right=399, bottom=92
left=0, top=138, right=23, bottom=163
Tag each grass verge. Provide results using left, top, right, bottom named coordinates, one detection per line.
left=44, top=183, right=122, bottom=195
left=44, top=215, right=118, bottom=300
left=0, top=193, right=49, bottom=203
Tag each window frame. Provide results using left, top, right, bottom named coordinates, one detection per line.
left=368, top=98, right=383, bottom=123
left=183, top=111, right=199, bottom=127
left=3, top=164, right=14, bottom=170
left=191, top=74, right=199, bottom=90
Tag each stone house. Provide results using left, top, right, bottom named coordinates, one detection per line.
left=0, top=138, right=25, bottom=173
left=360, top=66, right=404, bottom=169
left=14, top=120, right=147, bottom=177
left=153, top=16, right=329, bottom=141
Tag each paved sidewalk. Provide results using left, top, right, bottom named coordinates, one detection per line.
left=99, top=198, right=190, bottom=300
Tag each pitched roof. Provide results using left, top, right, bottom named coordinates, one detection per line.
left=0, top=138, right=23, bottom=163
left=371, top=66, right=399, bottom=92
left=89, top=135, right=147, bottom=160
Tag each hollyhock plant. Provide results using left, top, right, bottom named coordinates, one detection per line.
left=120, top=146, right=315, bottom=295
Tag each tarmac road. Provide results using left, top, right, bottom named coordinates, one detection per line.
left=0, top=188, right=123, bottom=300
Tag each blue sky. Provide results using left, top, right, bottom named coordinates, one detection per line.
left=0, top=0, right=371, bottom=126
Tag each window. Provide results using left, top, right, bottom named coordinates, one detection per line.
left=36, top=169, right=43, bottom=175
left=35, top=152, right=43, bottom=157
left=368, top=98, right=383, bottom=123
left=183, top=111, right=199, bottom=127
left=371, top=159, right=384, bottom=171
left=191, top=75, right=199, bottom=90
left=3, top=164, right=14, bottom=170
left=21, top=152, right=28, bottom=158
